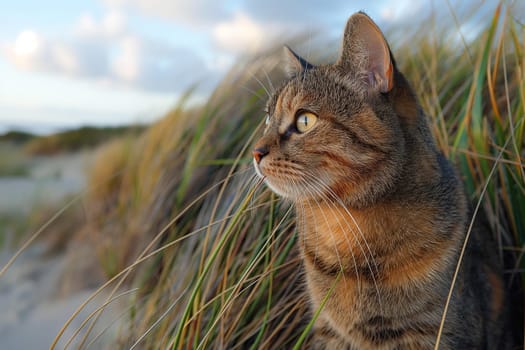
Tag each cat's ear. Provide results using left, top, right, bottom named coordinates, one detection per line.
left=283, top=45, right=314, bottom=78
left=337, top=12, right=394, bottom=93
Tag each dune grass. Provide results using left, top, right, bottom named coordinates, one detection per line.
left=1, top=2, right=524, bottom=349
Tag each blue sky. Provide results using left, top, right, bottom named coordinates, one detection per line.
left=0, top=0, right=502, bottom=134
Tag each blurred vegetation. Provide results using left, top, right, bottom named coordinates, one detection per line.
left=0, top=143, right=30, bottom=177
left=0, top=207, right=71, bottom=251
left=24, top=125, right=146, bottom=155
left=0, top=125, right=146, bottom=176
left=5, top=3, right=524, bottom=349
left=0, top=213, right=29, bottom=249
left=0, top=130, right=35, bottom=144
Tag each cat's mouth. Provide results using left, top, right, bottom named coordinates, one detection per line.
left=253, top=158, right=265, bottom=180
left=253, top=158, right=323, bottom=201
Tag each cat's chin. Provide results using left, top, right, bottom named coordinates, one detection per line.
left=254, top=159, right=318, bottom=201
left=264, top=180, right=295, bottom=199
left=262, top=177, right=317, bottom=202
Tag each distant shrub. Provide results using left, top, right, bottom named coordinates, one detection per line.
left=0, top=143, right=30, bottom=177
left=24, top=125, right=146, bottom=155
left=0, top=130, right=35, bottom=144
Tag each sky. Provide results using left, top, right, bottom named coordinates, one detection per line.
left=0, top=0, right=505, bottom=134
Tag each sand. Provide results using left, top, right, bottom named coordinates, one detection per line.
left=0, top=150, right=125, bottom=349
left=0, top=243, right=124, bottom=349
left=0, top=151, right=94, bottom=214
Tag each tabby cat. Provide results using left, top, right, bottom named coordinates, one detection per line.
left=252, top=12, right=511, bottom=349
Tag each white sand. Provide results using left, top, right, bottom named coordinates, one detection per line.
left=0, top=244, right=125, bottom=349
left=0, top=151, right=94, bottom=214
left=0, top=150, right=126, bottom=349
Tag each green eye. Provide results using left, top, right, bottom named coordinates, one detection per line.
left=296, top=112, right=318, bottom=133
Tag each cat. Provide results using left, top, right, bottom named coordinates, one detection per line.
left=252, top=12, right=511, bottom=350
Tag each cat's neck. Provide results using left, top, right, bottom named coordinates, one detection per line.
left=296, top=198, right=434, bottom=258
left=295, top=177, right=464, bottom=286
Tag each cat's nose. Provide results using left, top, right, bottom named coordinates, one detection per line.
left=253, top=147, right=269, bottom=164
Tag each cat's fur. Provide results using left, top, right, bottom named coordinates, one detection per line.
left=253, top=12, right=511, bottom=349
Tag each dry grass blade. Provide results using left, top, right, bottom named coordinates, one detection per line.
left=435, top=136, right=509, bottom=349
left=0, top=196, right=79, bottom=278
left=49, top=171, right=249, bottom=349
left=21, top=3, right=523, bottom=349
left=62, top=288, right=139, bottom=350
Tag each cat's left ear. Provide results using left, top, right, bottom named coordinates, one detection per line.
left=337, top=12, right=394, bottom=93
left=283, top=45, right=314, bottom=78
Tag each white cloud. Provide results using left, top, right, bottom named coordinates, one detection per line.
left=4, top=31, right=51, bottom=72
left=241, top=0, right=350, bottom=24
left=103, top=11, right=127, bottom=35
left=51, top=44, right=79, bottom=74
left=213, top=13, right=290, bottom=55
left=213, top=13, right=266, bottom=54
left=2, top=11, right=215, bottom=93
left=379, top=0, right=424, bottom=23
left=112, top=36, right=141, bottom=81
left=76, top=14, right=98, bottom=35
left=102, top=0, right=227, bottom=26
left=4, top=0, right=494, bottom=99
left=76, top=10, right=127, bottom=38
left=13, top=30, right=42, bottom=57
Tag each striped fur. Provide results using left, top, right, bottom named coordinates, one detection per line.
left=253, top=12, right=510, bottom=349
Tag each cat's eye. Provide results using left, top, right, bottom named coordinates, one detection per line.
left=265, top=115, right=270, bottom=125
left=296, top=112, right=318, bottom=133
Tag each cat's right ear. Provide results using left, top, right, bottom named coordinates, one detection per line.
left=337, top=12, right=394, bottom=93
left=283, top=45, right=313, bottom=78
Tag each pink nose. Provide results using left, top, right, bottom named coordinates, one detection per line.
left=253, top=147, right=269, bottom=163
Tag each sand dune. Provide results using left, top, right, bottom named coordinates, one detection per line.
left=0, top=151, right=93, bottom=214
left=0, top=150, right=124, bottom=349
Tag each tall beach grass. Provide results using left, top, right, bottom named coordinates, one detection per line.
left=1, top=2, right=524, bottom=349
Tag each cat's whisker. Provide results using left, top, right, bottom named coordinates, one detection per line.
left=300, top=173, right=368, bottom=254
left=290, top=180, right=309, bottom=259
left=247, top=69, right=272, bottom=99
left=248, top=172, right=265, bottom=204
left=298, top=175, right=364, bottom=293
left=312, top=179, right=383, bottom=322
left=261, top=66, right=276, bottom=95
left=250, top=10, right=510, bottom=347
left=307, top=173, right=381, bottom=278
left=325, top=191, right=378, bottom=280
left=235, top=169, right=261, bottom=198
left=240, top=84, right=266, bottom=102
left=252, top=181, right=273, bottom=228
left=299, top=172, right=384, bottom=317
left=296, top=200, right=306, bottom=250
left=290, top=176, right=316, bottom=259
left=260, top=158, right=385, bottom=323
left=226, top=166, right=257, bottom=182
left=299, top=178, right=353, bottom=286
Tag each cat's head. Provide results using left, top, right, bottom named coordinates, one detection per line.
left=253, top=12, right=420, bottom=207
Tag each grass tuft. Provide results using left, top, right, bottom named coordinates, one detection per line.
left=9, top=3, right=524, bottom=349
